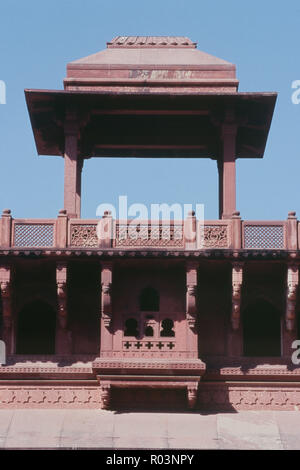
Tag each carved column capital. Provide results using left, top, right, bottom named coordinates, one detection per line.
left=286, top=263, right=299, bottom=331
left=231, top=262, right=244, bottom=330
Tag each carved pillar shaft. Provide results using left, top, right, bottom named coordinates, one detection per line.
left=64, top=111, right=82, bottom=218
left=282, top=263, right=298, bottom=357
left=219, top=117, right=237, bottom=220
left=228, top=262, right=244, bottom=357
left=0, top=266, right=13, bottom=355
left=56, top=262, right=71, bottom=355
left=186, top=261, right=198, bottom=356
left=100, top=262, right=113, bottom=355
left=0, top=209, right=12, bottom=248
left=285, top=264, right=298, bottom=332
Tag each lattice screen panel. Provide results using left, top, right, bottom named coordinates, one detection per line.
left=14, top=224, right=54, bottom=248
left=244, top=224, right=285, bottom=249
left=70, top=224, right=98, bottom=247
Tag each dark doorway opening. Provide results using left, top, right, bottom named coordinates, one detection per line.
left=17, top=300, right=56, bottom=354
left=243, top=299, right=281, bottom=357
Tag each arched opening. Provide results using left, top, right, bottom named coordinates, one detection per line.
left=124, top=318, right=139, bottom=337
left=160, top=318, right=175, bottom=337
left=145, top=325, right=154, bottom=337
left=17, top=300, right=56, bottom=354
left=243, top=299, right=281, bottom=357
left=139, top=287, right=159, bottom=311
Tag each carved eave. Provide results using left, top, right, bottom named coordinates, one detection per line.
left=25, top=89, right=276, bottom=160
left=0, top=248, right=296, bottom=260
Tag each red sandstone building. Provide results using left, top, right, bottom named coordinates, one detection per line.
left=0, top=36, right=299, bottom=411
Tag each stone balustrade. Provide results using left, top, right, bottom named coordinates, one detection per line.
left=0, top=209, right=298, bottom=251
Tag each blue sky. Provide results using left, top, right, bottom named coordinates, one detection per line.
left=0, top=0, right=299, bottom=220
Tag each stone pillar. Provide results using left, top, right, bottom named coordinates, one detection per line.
left=231, top=211, right=242, bottom=250
left=56, top=209, right=68, bottom=248
left=186, top=261, right=198, bottom=357
left=227, top=262, right=244, bottom=356
left=100, top=262, right=113, bottom=355
left=219, top=114, right=237, bottom=220
left=282, top=263, right=298, bottom=357
left=184, top=211, right=197, bottom=250
left=0, top=266, right=13, bottom=354
left=56, top=262, right=71, bottom=355
left=0, top=209, right=12, bottom=248
left=287, top=211, right=298, bottom=250
left=64, top=110, right=83, bottom=218
left=97, top=211, right=113, bottom=248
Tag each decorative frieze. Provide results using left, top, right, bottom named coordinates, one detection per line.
left=198, top=384, right=300, bottom=410
left=0, top=387, right=101, bottom=408
left=115, top=223, right=184, bottom=247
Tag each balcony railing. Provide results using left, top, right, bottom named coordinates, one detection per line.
left=0, top=209, right=298, bottom=251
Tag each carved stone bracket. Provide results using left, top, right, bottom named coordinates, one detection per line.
left=231, top=262, right=244, bottom=330
left=101, top=263, right=113, bottom=328
left=186, top=262, right=198, bottom=329
left=100, top=383, right=111, bottom=410
left=187, top=383, right=199, bottom=409
left=56, top=263, right=67, bottom=329
left=285, top=263, right=299, bottom=331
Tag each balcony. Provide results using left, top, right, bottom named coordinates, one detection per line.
left=0, top=209, right=298, bottom=252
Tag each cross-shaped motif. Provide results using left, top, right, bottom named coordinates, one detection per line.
left=134, top=341, right=142, bottom=349
left=124, top=341, right=132, bottom=349
left=145, top=342, right=154, bottom=349
left=156, top=342, right=164, bottom=350
left=167, top=342, right=175, bottom=349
